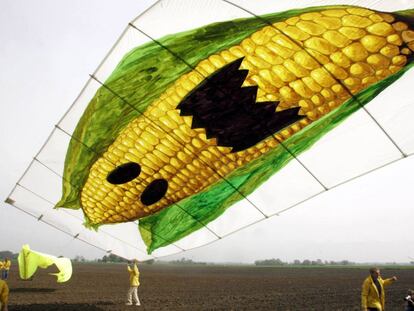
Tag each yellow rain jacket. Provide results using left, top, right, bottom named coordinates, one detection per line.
left=361, top=275, right=395, bottom=310
left=3, top=260, right=11, bottom=271
left=128, top=264, right=140, bottom=287
left=0, top=279, right=9, bottom=306
left=0, top=261, right=3, bottom=270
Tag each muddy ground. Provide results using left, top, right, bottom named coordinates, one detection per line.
left=4, top=263, right=414, bottom=310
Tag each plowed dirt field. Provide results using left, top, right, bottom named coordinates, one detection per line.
left=5, top=263, right=414, bottom=310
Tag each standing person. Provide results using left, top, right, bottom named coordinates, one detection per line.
left=126, top=260, right=141, bottom=306
left=0, top=279, right=9, bottom=311
left=361, top=267, right=397, bottom=311
left=405, top=289, right=414, bottom=311
left=0, top=260, right=3, bottom=280
left=1, top=260, right=10, bottom=280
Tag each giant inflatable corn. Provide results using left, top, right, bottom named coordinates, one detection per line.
left=71, top=6, right=414, bottom=226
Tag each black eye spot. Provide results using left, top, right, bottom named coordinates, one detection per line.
left=107, top=162, right=141, bottom=184
left=141, top=179, right=168, bottom=206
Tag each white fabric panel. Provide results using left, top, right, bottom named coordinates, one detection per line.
left=131, top=0, right=252, bottom=39
left=99, top=222, right=150, bottom=256
left=18, top=160, right=62, bottom=203
left=365, top=69, right=414, bottom=156
left=247, top=160, right=325, bottom=216
left=36, top=129, right=71, bottom=177
left=58, top=78, right=102, bottom=135
left=150, top=243, right=183, bottom=257
left=228, top=0, right=414, bottom=14
left=93, top=25, right=153, bottom=83
left=173, top=227, right=218, bottom=250
left=298, top=109, right=403, bottom=188
left=41, top=208, right=85, bottom=237
left=206, top=199, right=265, bottom=237
left=9, top=185, right=49, bottom=217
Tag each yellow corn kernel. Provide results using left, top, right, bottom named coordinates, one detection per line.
left=402, top=30, right=414, bottom=43
left=366, top=54, right=390, bottom=69
left=346, top=8, right=372, bottom=16
left=284, top=59, right=309, bottom=78
left=324, top=63, right=348, bottom=80
left=304, top=37, right=337, bottom=55
left=342, top=42, right=369, bottom=62
left=339, top=27, right=366, bottom=40
left=349, top=62, right=374, bottom=78
left=255, top=46, right=284, bottom=65
left=331, top=84, right=347, bottom=96
left=272, top=34, right=300, bottom=50
left=293, top=50, right=319, bottom=70
left=378, top=13, right=394, bottom=23
left=310, top=94, right=324, bottom=106
left=272, top=64, right=296, bottom=82
left=362, top=76, right=377, bottom=85
left=302, top=76, right=322, bottom=92
left=314, top=16, right=342, bottom=29
left=392, top=55, right=406, bottom=66
left=360, top=35, right=387, bottom=53
left=229, top=46, right=246, bottom=58
left=369, top=14, right=384, bottom=23
left=283, top=26, right=310, bottom=41
left=285, top=17, right=299, bottom=26
left=296, top=21, right=326, bottom=36
left=343, top=15, right=372, bottom=28
left=387, top=34, right=403, bottom=46
left=259, top=69, right=284, bottom=88
left=307, top=109, right=320, bottom=121
left=307, top=49, right=330, bottom=64
left=330, top=52, right=351, bottom=68
left=246, top=54, right=271, bottom=69
left=344, top=77, right=361, bottom=89
left=300, top=12, right=322, bottom=20
left=392, top=21, right=408, bottom=32
left=317, top=105, right=330, bottom=115
left=251, top=30, right=272, bottom=45
left=310, top=68, right=336, bottom=88
left=267, top=41, right=295, bottom=59
left=136, top=136, right=154, bottom=152
left=159, top=115, right=178, bottom=130
left=380, top=44, right=400, bottom=58
left=323, top=31, right=351, bottom=48
left=289, top=80, right=313, bottom=98
left=241, top=38, right=257, bottom=55
left=279, top=86, right=300, bottom=102
left=298, top=99, right=314, bottom=111
left=321, top=88, right=334, bottom=101
left=367, top=22, right=394, bottom=36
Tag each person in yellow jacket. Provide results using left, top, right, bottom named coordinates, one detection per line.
left=0, top=261, right=3, bottom=280
left=0, top=279, right=9, bottom=311
left=361, top=267, right=397, bottom=311
left=1, top=259, right=11, bottom=280
left=126, top=260, right=141, bottom=306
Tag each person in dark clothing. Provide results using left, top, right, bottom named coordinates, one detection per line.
left=405, top=289, right=414, bottom=311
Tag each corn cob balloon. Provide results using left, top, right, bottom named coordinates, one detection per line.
left=59, top=6, right=414, bottom=231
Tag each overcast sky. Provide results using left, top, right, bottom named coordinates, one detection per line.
left=0, top=0, right=413, bottom=264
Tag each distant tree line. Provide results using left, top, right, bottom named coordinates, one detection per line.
left=0, top=251, right=18, bottom=259
left=168, top=258, right=207, bottom=265
left=254, top=258, right=355, bottom=266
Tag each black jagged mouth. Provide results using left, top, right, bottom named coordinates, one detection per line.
left=177, top=57, right=304, bottom=152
